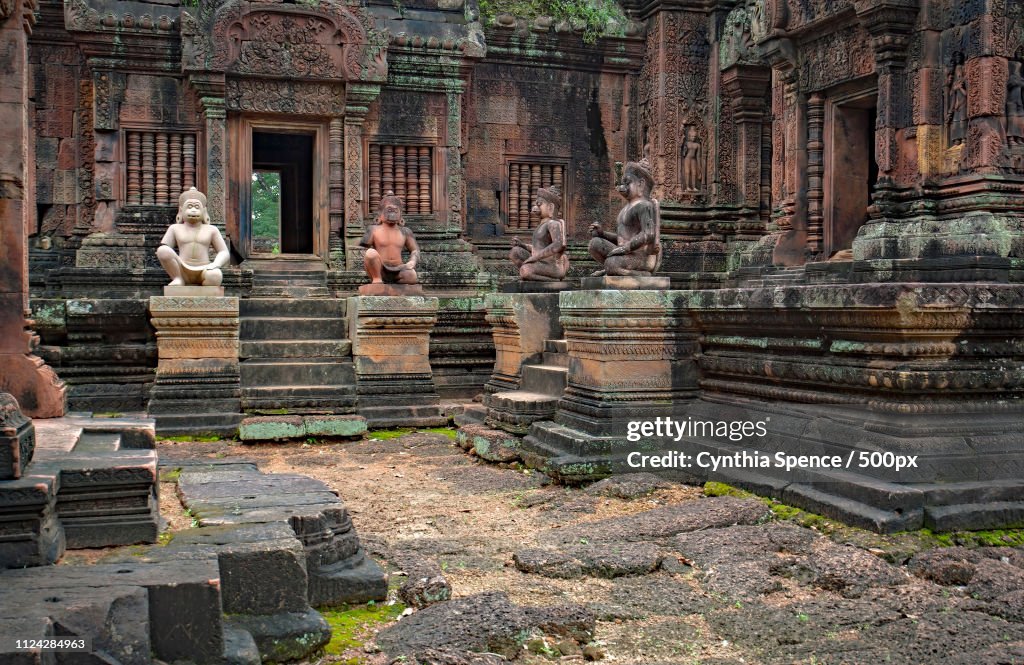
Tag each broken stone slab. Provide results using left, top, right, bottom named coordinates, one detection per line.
left=552, top=496, right=770, bottom=544
left=0, top=392, right=35, bottom=480
left=376, top=591, right=595, bottom=660
left=584, top=473, right=676, bottom=499
left=388, top=550, right=452, bottom=608
left=456, top=423, right=521, bottom=462
left=513, top=542, right=662, bottom=579
left=673, top=523, right=907, bottom=599
left=238, top=414, right=368, bottom=441
left=2, top=559, right=223, bottom=663
left=0, top=585, right=150, bottom=665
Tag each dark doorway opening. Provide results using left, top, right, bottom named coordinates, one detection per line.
left=825, top=93, right=877, bottom=255
left=252, top=131, right=314, bottom=255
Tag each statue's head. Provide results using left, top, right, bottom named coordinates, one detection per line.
left=532, top=184, right=562, bottom=218
left=619, top=156, right=654, bottom=199
left=687, top=126, right=699, bottom=140
left=177, top=186, right=210, bottom=225
left=378, top=190, right=404, bottom=226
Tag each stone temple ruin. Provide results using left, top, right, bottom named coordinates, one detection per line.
left=3, top=0, right=1024, bottom=659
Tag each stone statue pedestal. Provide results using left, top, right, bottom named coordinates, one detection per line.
left=580, top=275, right=669, bottom=290
left=164, top=285, right=225, bottom=297
left=358, top=283, right=424, bottom=296
left=521, top=289, right=699, bottom=482
left=348, top=296, right=445, bottom=427
left=147, top=296, right=242, bottom=437
left=500, top=281, right=574, bottom=294
left=482, top=292, right=563, bottom=396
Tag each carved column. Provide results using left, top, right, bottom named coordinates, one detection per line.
left=805, top=92, right=825, bottom=254
left=329, top=118, right=344, bottom=260
left=0, top=0, right=65, bottom=417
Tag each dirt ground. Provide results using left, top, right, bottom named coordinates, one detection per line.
left=153, top=429, right=1024, bottom=665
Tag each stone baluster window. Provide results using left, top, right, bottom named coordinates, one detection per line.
left=367, top=143, right=433, bottom=215
left=506, top=161, right=565, bottom=231
left=125, top=130, right=197, bottom=206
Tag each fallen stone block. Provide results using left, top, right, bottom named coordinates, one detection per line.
left=376, top=591, right=594, bottom=660
left=552, top=496, right=770, bottom=544
left=2, top=559, right=223, bottom=663
left=584, top=473, right=676, bottom=499
left=514, top=542, right=662, bottom=579
left=456, top=424, right=521, bottom=462
left=239, top=414, right=368, bottom=442
left=0, top=472, right=64, bottom=568
left=229, top=608, right=330, bottom=663
left=0, top=393, right=35, bottom=480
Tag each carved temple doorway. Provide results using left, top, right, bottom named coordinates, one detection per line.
left=823, top=88, right=878, bottom=256
left=234, top=118, right=328, bottom=259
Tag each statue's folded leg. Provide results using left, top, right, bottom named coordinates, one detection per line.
left=510, top=245, right=530, bottom=269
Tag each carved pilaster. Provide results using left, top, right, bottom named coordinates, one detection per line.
left=446, top=89, right=463, bottom=235
left=853, top=0, right=918, bottom=187
left=721, top=64, right=771, bottom=215
left=189, top=75, right=227, bottom=232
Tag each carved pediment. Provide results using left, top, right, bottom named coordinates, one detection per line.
left=183, top=0, right=387, bottom=83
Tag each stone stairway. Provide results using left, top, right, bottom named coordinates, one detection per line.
left=240, top=267, right=356, bottom=414
left=484, top=339, right=568, bottom=434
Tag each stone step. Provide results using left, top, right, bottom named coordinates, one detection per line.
left=240, top=339, right=352, bottom=360
left=487, top=390, right=559, bottom=414
left=542, top=351, right=569, bottom=368
left=240, top=359, right=355, bottom=387
left=241, top=317, right=347, bottom=341
left=544, top=339, right=568, bottom=354
left=249, top=286, right=331, bottom=299
left=240, top=298, right=346, bottom=318
left=241, top=386, right=358, bottom=413
left=520, top=364, right=568, bottom=396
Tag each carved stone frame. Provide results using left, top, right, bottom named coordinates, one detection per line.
left=231, top=116, right=330, bottom=260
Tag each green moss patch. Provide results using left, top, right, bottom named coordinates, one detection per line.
left=417, top=427, right=458, bottom=440
left=159, top=467, right=181, bottom=484
left=368, top=428, right=413, bottom=440
left=320, top=602, right=407, bottom=658
left=162, top=434, right=224, bottom=443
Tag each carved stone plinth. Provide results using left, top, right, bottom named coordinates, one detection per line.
left=358, top=283, right=424, bottom=296
left=348, top=296, right=444, bottom=427
left=164, top=285, right=225, bottom=297
left=500, top=281, right=574, bottom=293
left=148, top=296, right=242, bottom=437
left=0, top=393, right=34, bottom=480
left=522, top=290, right=700, bottom=481
left=580, top=275, right=670, bottom=290
left=482, top=292, right=563, bottom=397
